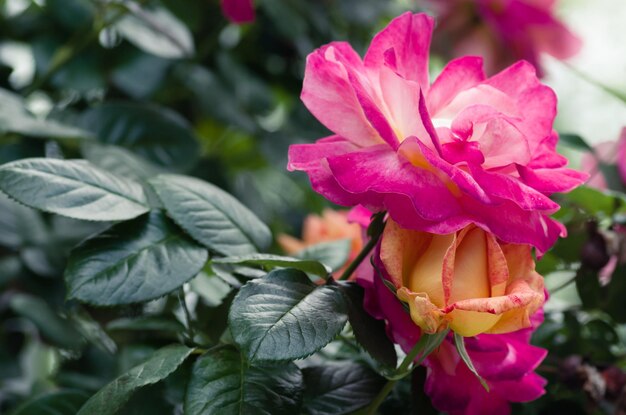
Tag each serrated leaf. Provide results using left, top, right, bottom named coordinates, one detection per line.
left=65, top=211, right=208, bottom=305
left=82, top=143, right=164, bottom=182
left=229, top=268, right=348, bottom=362
left=340, top=282, right=397, bottom=368
left=301, top=362, right=386, bottom=415
left=453, top=332, right=489, bottom=392
left=115, top=3, right=195, bottom=59
left=80, top=103, right=199, bottom=171
left=185, top=347, right=303, bottom=415
left=150, top=174, right=271, bottom=255
left=77, top=344, right=193, bottom=415
left=295, top=239, right=352, bottom=272
left=10, top=389, right=90, bottom=415
left=213, top=254, right=329, bottom=278
left=0, top=158, right=149, bottom=221
left=10, top=293, right=83, bottom=351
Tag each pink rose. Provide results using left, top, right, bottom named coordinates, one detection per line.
left=288, top=12, right=587, bottom=254
left=430, top=0, right=581, bottom=76
left=220, top=0, right=254, bottom=24
left=357, top=237, right=547, bottom=414
left=278, top=209, right=364, bottom=280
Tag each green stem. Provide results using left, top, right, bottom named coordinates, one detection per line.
left=564, top=62, right=626, bottom=105
left=337, top=233, right=379, bottom=281
left=365, top=339, right=425, bottom=415
left=550, top=274, right=577, bottom=294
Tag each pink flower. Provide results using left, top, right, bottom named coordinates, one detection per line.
left=430, top=0, right=581, bottom=76
left=580, top=128, right=626, bottom=190
left=288, top=12, right=587, bottom=254
left=277, top=209, right=364, bottom=280
left=220, top=0, right=254, bottom=24
left=358, top=239, right=547, bottom=414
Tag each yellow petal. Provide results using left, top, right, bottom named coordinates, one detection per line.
left=397, top=287, right=447, bottom=334
left=449, top=227, right=490, bottom=303
left=408, top=233, right=454, bottom=308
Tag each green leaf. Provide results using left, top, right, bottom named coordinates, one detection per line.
left=294, top=239, right=352, bottom=272
left=0, top=158, right=150, bottom=221
left=558, top=133, right=594, bottom=152
left=106, top=316, right=185, bottom=334
left=82, top=143, right=164, bottom=182
left=340, top=282, right=397, bottom=368
left=598, top=162, right=626, bottom=192
left=185, top=347, right=303, bottom=415
left=0, top=88, right=91, bottom=140
left=453, top=333, right=489, bottom=392
left=416, top=330, right=450, bottom=365
left=10, top=389, right=90, bottom=415
left=77, top=344, right=193, bottom=415
left=229, top=268, right=349, bottom=362
left=150, top=174, right=271, bottom=255
left=80, top=103, right=199, bottom=171
left=213, top=254, right=330, bottom=278
left=301, top=362, right=386, bottom=415
left=114, top=3, right=195, bottom=59
left=559, top=185, right=626, bottom=216
left=65, top=211, right=208, bottom=305
left=10, top=294, right=83, bottom=351
left=0, top=191, right=47, bottom=249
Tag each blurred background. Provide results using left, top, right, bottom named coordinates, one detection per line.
left=0, top=0, right=625, bottom=414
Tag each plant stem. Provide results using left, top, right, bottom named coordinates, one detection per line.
left=550, top=274, right=577, bottom=294
left=337, top=234, right=379, bottom=281
left=365, top=338, right=425, bottom=415
left=564, top=62, right=626, bottom=105
left=337, top=213, right=386, bottom=281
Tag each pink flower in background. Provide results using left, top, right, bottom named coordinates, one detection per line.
left=581, top=128, right=626, bottom=190
left=278, top=209, right=364, bottom=280
left=358, top=242, right=547, bottom=414
left=288, top=12, right=587, bottom=254
left=220, top=0, right=255, bottom=24
left=430, top=0, right=581, bottom=76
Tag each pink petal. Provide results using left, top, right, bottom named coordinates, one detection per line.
left=221, top=0, right=255, bottom=24
left=468, top=165, right=560, bottom=212
left=301, top=43, right=382, bottom=147
left=618, top=128, right=626, bottom=184
left=364, top=12, right=434, bottom=88
left=517, top=165, right=590, bottom=194
left=287, top=135, right=362, bottom=206
left=428, top=56, right=486, bottom=116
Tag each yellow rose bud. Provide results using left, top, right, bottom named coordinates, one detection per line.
left=381, top=219, right=544, bottom=337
